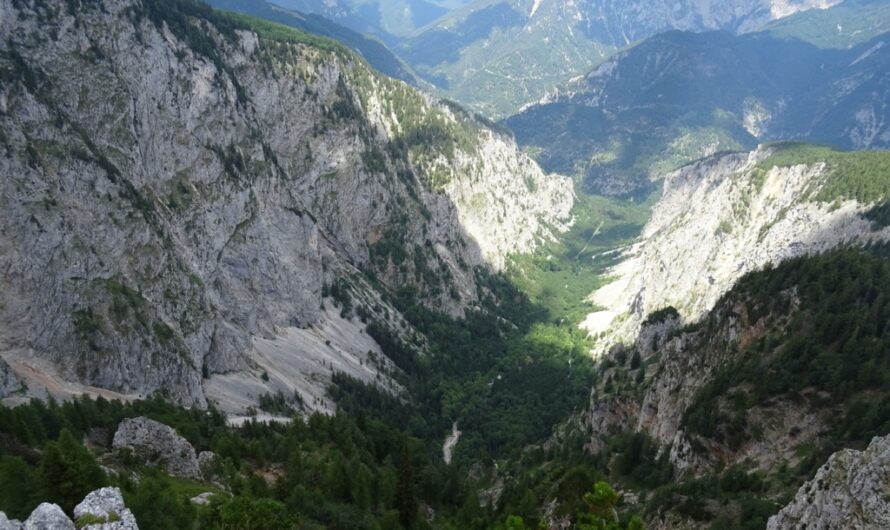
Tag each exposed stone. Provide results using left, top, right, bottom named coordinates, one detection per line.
left=73, top=487, right=138, bottom=530
left=0, top=512, right=22, bottom=530
left=0, top=0, right=572, bottom=411
left=112, top=417, right=200, bottom=479
left=768, top=434, right=890, bottom=530
left=189, top=492, right=214, bottom=506
left=584, top=146, right=890, bottom=349
left=22, top=503, right=74, bottom=530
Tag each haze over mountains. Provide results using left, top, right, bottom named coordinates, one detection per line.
left=507, top=28, right=890, bottom=195
left=0, top=0, right=889, bottom=528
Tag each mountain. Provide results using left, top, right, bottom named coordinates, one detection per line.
left=506, top=30, right=890, bottom=195
left=1, top=1, right=889, bottom=529
left=268, top=0, right=456, bottom=44
left=399, top=0, right=840, bottom=117
left=583, top=143, right=890, bottom=347
left=587, top=244, right=890, bottom=527
left=205, top=0, right=418, bottom=84
left=570, top=144, right=890, bottom=528
left=762, top=0, right=890, bottom=48
left=0, top=0, right=572, bottom=413
left=768, top=434, right=890, bottom=529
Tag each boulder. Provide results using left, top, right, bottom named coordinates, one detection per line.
left=73, top=487, right=139, bottom=530
left=0, top=511, right=22, bottom=530
left=22, top=503, right=74, bottom=530
left=112, top=417, right=200, bottom=479
left=189, top=492, right=214, bottom=506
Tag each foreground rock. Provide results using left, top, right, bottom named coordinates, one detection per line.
left=22, top=503, right=74, bottom=530
left=112, top=417, right=200, bottom=479
left=73, top=487, right=139, bottom=530
left=768, top=434, right=890, bottom=529
left=0, top=511, right=22, bottom=530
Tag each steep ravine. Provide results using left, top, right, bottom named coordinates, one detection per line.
left=0, top=0, right=572, bottom=413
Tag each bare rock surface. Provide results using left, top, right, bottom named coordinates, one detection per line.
left=22, top=503, right=73, bottom=530
left=768, top=434, right=890, bottom=530
left=0, top=0, right=572, bottom=411
left=74, top=487, right=139, bottom=530
left=583, top=145, right=890, bottom=350
left=112, top=417, right=200, bottom=479
left=0, top=512, right=22, bottom=530
left=190, top=492, right=214, bottom=506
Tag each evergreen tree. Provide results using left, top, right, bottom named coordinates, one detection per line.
left=0, top=455, right=42, bottom=519
left=126, top=472, right=197, bottom=530
left=577, top=481, right=620, bottom=530
left=38, top=428, right=106, bottom=512
left=395, top=445, right=418, bottom=529
left=505, top=514, right=527, bottom=530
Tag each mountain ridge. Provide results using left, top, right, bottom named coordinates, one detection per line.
left=0, top=0, right=572, bottom=413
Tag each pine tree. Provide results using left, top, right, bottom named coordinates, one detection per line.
left=0, top=455, right=42, bottom=519
left=395, top=445, right=418, bottom=529
left=39, top=428, right=106, bottom=512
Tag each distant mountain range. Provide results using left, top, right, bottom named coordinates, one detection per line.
left=206, top=0, right=418, bottom=83
left=268, top=0, right=466, bottom=44
left=396, top=0, right=846, bottom=117
left=506, top=28, right=890, bottom=195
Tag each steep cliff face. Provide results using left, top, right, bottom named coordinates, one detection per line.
left=767, top=434, right=890, bottom=530
left=582, top=144, right=890, bottom=349
left=587, top=245, right=890, bottom=524
left=0, top=0, right=572, bottom=410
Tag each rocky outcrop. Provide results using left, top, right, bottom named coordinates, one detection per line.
left=22, top=503, right=74, bottom=530
left=0, top=512, right=22, bottom=530
left=583, top=145, right=890, bottom=350
left=768, top=434, right=890, bottom=529
left=9, top=488, right=140, bottom=530
left=74, top=487, right=139, bottom=530
left=0, top=0, right=571, bottom=409
left=112, top=417, right=200, bottom=479
left=586, top=243, right=890, bottom=481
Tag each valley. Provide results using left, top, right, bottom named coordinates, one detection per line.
left=0, top=0, right=888, bottom=529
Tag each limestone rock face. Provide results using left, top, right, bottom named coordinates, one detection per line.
left=583, top=146, right=890, bottom=350
left=768, top=434, right=890, bottom=529
left=112, top=417, right=200, bottom=479
left=73, top=487, right=139, bottom=530
left=22, top=503, right=74, bottom=530
left=0, top=0, right=572, bottom=409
